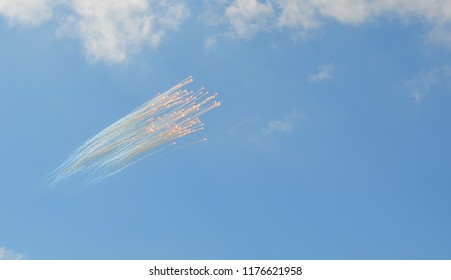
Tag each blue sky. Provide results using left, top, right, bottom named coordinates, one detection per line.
left=0, top=0, right=450, bottom=259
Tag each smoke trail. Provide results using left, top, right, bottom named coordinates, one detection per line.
left=49, top=77, right=220, bottom=184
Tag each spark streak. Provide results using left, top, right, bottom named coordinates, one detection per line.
left=49, top=77, right=220, bottom=184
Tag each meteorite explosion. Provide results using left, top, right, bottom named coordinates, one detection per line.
left=49, top=76, right=220, bottom=184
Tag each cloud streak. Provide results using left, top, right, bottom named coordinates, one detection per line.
left=224, top=0, right=273, bottom=39
left=266, top=120, right=293, bottom=133
left=0, top=0, right=189, bottom=64
left=411, top=91, right=422, bottom=103
left=310, top=63, right=335, bottom=82
left=66, top=0, right=189, bottom=63
left=0, top=0, right=55, bottom=26
left=406, top=64, right=451, bottom=103
left=218, top=0, right=451, bottom=48
left=265, top=111, right=302, bottom=134
left=0, top=247, right=26, bottom=260
left=2, top=1, right=451, bottom=63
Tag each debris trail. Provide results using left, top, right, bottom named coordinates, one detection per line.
left=49, top=76, right=220, bottom=184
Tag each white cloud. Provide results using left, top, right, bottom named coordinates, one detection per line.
left=411, top=91, right=422, bottom=103
left=265, top=111, right=302, bottom=134
left=0, top=247, right=26, bottom=260
left=65, top=0, right=189, bottom=63
left=0, top=0, right=189, bottom=64
left=204, top=36, right=217, bottom=50
left=218, top=0, right=451, bottom=48
left=68, top=0, right=153, bottom=63
left=407, top=64, right=451, bottom=102
left=0, top=0, right=55, bottom=26
left=224, top=0, right=273, bottom=39
left=310, top=63, right=335, bottom=82
left=266, top=120, right=293, bottom=133
left=276, top=0, right=318, bottom=30
left=3, top=1, right=451, bottom=63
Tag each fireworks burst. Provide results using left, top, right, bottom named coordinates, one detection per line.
left=49, top=76, right=220, bottom=184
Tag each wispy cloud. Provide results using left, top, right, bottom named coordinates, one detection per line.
left=0, top=0, right=55, bottom=26
left=276, top=0, right=319, bottom=30
left=309, top=63, right=335, bottom=82
left=224, top=0, right=273, bottom=39
left=64, top=0, right=189, bottom=63
left=0, top=0, right=189, bottom=64
left=265, top=120, right=293, bottom=133
left=406, top=64, right=451, bottom=103
left=3, top=1, right=451, bottom=63
left=411, top=91, right=423, bottom=103
left=227, top=111, right=302, bottom=146
left=216, top=0, right=451, bottom=49
left=265, top=111, right=302, bottom=134
left=204, top=36, right=217, bottom=50
left=0, top=246, right=26, bottom=260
